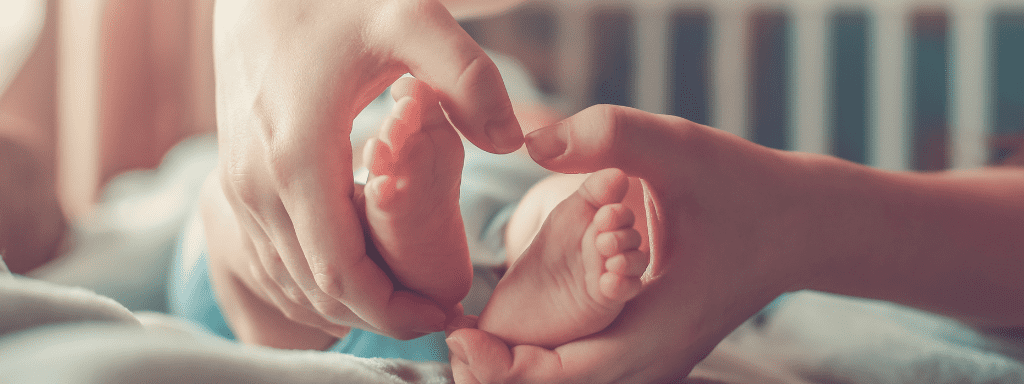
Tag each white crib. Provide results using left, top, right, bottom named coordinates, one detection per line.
left=495, top=0, right=1024, bottom=171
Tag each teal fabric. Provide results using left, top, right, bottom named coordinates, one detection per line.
left=330, top=328, right=448, bottom=362
left=168, top=217, right=448, bottom=362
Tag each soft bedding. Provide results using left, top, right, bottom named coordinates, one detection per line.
left=0, top=263, right=452, bottom=384
left=9, top=124, right=1024, bottom=384
left=4, top=29, right=1023, bottom=380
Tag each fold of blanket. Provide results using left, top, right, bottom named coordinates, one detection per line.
left=0, top=258, right=452, bottom=384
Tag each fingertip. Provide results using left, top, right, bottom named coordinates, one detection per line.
left=484, top=111, right=525, bottom=153
left=415, top=52, right=523, bottom=153
left=447, top=327, right=514, bottom=382
left=445, top=335, right=470, bottom=366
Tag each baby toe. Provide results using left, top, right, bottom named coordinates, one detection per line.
left=595, top=229, right=642, bottom=256
left=384, top=96, right=423, bottom=153
left=367, top=174, right=404, bottom=209
left=592, top=203, right=635, bottom=232
left=577, top=168, right=629, bottom=208
left=365, top=137, right=396, bottom=177
left=599, top=272, right=643, bottom=303
left=604, top=249, right=649, bottom=277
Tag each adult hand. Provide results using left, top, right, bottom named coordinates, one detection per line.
left=448, top=105, right=825, bottom=382
left=212, top=0, right=523, bottom=339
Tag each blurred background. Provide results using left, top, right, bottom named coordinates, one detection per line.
left=2, top=0, right=1023, bottom=219
left=461, top=0, right=1024, bottom=170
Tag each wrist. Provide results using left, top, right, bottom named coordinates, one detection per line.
left=778, top=153, right=907, bottom=296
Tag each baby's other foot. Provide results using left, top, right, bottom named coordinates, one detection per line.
left=361, top=77, right=471, bottom=309
left=478, top=168, right=648, bottom=348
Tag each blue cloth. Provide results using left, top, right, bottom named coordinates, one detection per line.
left=168, top=209, right=448, bottom=362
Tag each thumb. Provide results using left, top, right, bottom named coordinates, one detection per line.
left=524, top=105, right=704, bottom=186
left=446, top=328, right=513, bottom=383
left=384, top=0, right=523, bottom=154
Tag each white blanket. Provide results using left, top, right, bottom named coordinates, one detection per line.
left=0, top=261, right=452, bottom=384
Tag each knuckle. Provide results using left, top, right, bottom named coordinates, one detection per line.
left=313, top=271, right=346, bottom=299
left=279, top=281, right=306, bottom=303
left=456, top=55, right=499, bottom=98
left=393, top=0, right=434, bottom=20
left=267, top=152, right=302, bottom=191
left=230, top=175, right=264, bottom=208
left=374, top=0, right=436, bottom=39
left=580, top=105, right=625, bottom=156
left=249, top=263, right=274, bottom=287
left=585, top=104, right=625, bottom=133
left=309, top=297, right=349, bottom=324
left=279, top=304, right=311, bottom=325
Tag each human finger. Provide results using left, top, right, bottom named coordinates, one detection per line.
left=210, top=250, right=352, bottom=347
left=210, top=198, right=359, bottom=339
left=217, top=168, right=368, bottom=331
left=448, top=327, right=616, bottom=383
left=243, top=228, right=361, bottom=338
left=280, top=168, right=447, bottom=337
left=378, top=0, right=523, bottom=154
left=524, top=104, right=707, bottom=187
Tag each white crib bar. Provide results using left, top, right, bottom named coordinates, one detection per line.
left=791, top=4, right=830, bottom=155
left=634, top=3, right=671, bottom=115
left=711, top=3, right=750, bottom=139
left=950, top=4, right=991, bottom=169
left=547, top=0, right=1009, bottom=169
left=870, top=6, right=911, bottom=170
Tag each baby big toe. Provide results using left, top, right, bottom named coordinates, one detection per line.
left=593, top=203, right=634, bottom=232
left=599, top=271, right=643, bottom=302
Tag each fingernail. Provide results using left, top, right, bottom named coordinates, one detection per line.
left=486, top=114, right=524, bottom=153
left=526, top=122, right=567, bottom=161
left=446, top=336, right=469, bottom=365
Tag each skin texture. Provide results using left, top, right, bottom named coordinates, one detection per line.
left=477, top=168, right=647, bottom=349
left=447, top=104, right=1024, bottom=383
left=210, top=0, right=524, bottom=341
left=362, top=77, right=471, bottom=310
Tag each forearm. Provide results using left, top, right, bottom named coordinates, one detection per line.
left=806, top=158, right=1024, bottom=326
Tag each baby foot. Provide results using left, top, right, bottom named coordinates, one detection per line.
left=477, top=168, right=649, bottom=348
left=361, top=77, right=472, bottom=309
